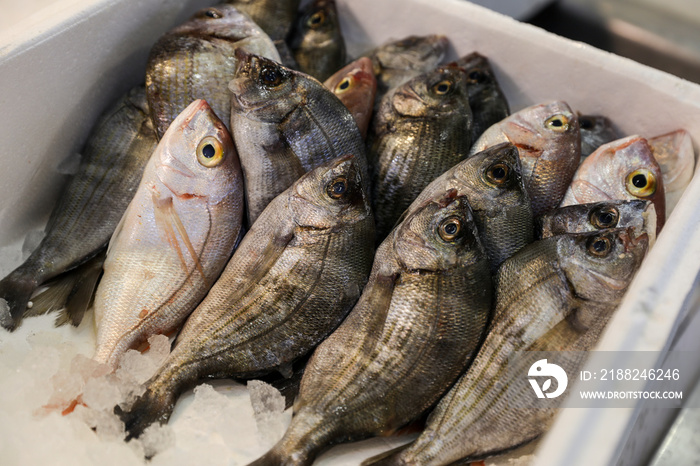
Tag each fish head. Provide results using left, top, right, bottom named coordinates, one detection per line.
left=453, top=142, right=530, bottom=214
left=229, top=51, right=304, bottom=122
left=372, top=35, right=449, bottom=74
left=170, top=4, right=261, bottom=42
left=393, top=191, right=485, bottom=272
left=324, top=57, right=377, bottom=136
left=451, top=52, right=502, bottom=103
left=539, top=200, right=656, bottom=247
left=568, top=136, right=665, bottom=231
left=557, top=227, right=648, bottom=303
left=289, top=154, right=371, bottom=229
left=390, top=65, right=471, bottom=119
left=155, top=99, right=240, bottom=202
left=290, top=0, right=342, bottom=50
left=578, top=113, right=619, bottom=155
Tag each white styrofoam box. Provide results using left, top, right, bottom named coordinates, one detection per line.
left=2, top=0, right=700, bottom=464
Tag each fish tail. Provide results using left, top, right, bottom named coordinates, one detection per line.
left=117, top=383, right=177, bottom=441
left=0, top=270, right=38, bottom=330
left=247, top=414, right=332, bottom=466
left=360, top=444, right=411, bottom=466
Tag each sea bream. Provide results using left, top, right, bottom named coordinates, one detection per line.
left=0, top=86, right=156, bottom=330
left=365, top=227, right=648, bottom=465
left=471, top=101, right=581, bottom=217
left=561, top=135, right=665, bottom=233
left=324, top=57, right=377, bottom=139
left=229, top=51, right=367, bottom=225
left=120, top=154, right=374, bottom=439
left=93, top=100, right=244, bottom=369
left=146, top=4, right=280, bottom=138
left=249, top=191, right=492, bottom=466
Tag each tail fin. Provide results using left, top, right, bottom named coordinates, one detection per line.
left=116, top=386, right=176, bottom=441
left=25, top=252, right=105, bottom=327
left=0, top=271, right=37, bottom=330
left=361, top=443, right=411, bottom=466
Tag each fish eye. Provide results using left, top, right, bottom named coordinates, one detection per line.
left=438, top=216, right=463, bottom=242
left=467, top=69, right=487, bottom=84
left=485, top=161, right=511, bottom=186
left=200, top=8, right=223, bottom=19
left=579, top=116, right=594, bottom=130
left=260, top=65, right=284, bottom=88
left=307, top=10, right=326, bottom=28
left=197, top=136, right=225, bottom=167
left=586, top=234, right=613, bottom=257
left=335, top=77, right=354, bottom=94
left=327, top=177, right=348, bottom=199
left=625, top=169, right=657, bottom=198
left=545, top=114, right=570, bottom=133
left=590, top=206, right=619, bottom=229
left=432, top=79, right=453, bottom=96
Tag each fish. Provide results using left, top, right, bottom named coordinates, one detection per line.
left=364, top=227, right=649, bottom=466
left=561, top=135, right=666, bottom=233
left=146, top=4, right=280, bottom=139
left=323, top=57, right=377, bottom=138
left=452, top=52, right=510, bottom=142
left=406, top=142, right=533, bottom=272
left=119, top=154, right=374, bottom=439
left=471, top=101, right=581, bottom=217
left=364, top=35, right=449, bottom=104
left=0, top=86, right=156, bottom=330
left=369, top=63, right=473, bottom=239
left=249, top=190, right=492, bottom=466
left=224, top=0, right=301, bottom=67
left=229, top=51, right=367, bottom=225
left=289, top=0, right=346, bottom=82
left=649, top=129, right=695, bottom=218
left=537, top=200, right=656, bottom=248
left=579, top=114, right=620, bottom=159
left=93, top=100, right=244, bottom=369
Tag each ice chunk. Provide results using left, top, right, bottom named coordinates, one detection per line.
left=247, top=380, right=290, bottom=448
left=116, top=334, right=170, bottom=386
left=139, top=422, right=175, bottom=459
left=83, top=375, right=123, bottom=411
left=21, top=229, right=45, bottom=259
left=72, top=404, right=125, bottom=442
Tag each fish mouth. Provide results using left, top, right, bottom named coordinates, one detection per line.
left=586, top=267, right=631, bottom=292
left=642, top=202, right=657, bottom=248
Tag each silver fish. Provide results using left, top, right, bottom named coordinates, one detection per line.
left=93, top=100, right=244, bottom=368
left=0, top=86, right=156, bottom=330
left=579, top=114, right=620, bottom=159
left=561, top=135, right=666, bottom=233
left=146, top=4, right=280, bottom=138
left=370, top=63, right=473, bottom=239
left=120, top=154, right=374, bottom=439
left=471, top=101, right=581, bottom=217
left=229, top=51, right=367, bottom=225
left=365, top=228, right=648, bottom=465
left=538, top=199, right=656, bottom=248
left=249, top=191, right=492, bottom=466
left=407, top=142, right=533, bottom=272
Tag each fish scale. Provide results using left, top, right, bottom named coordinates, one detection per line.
left=370, top=65, right=474, bottom=240
left=93, top=99, right=244, bottom=369
left=0, top=86, right=156, bottom=330
left=119, top=154, right=374, bottom=440
left=249, top=193, right=492, bottom=466
left=230, top=52, right=367, bottom=225
left=146, top=4, right=280, bottom=138
left=365, top=229, right=648, bottom=466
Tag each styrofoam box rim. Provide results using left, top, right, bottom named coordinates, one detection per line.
left=2, top=0, right=700, bottom=464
